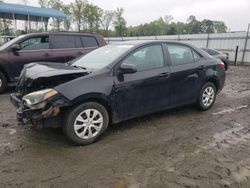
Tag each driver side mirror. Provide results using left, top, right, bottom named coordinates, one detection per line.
left=10, top=44, right=21, bottom=52
left=118, top=63, right=137, bottom=74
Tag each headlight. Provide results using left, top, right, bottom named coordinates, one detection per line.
left=22, top=89, right=58, bottom=109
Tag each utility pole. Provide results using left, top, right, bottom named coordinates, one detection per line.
left=242, top=23, right=250, bottom=64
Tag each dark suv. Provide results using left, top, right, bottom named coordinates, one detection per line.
left=0, top=32, right=106, bottom=93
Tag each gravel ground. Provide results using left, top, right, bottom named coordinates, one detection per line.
left=0, top=66, right=250, bottom=188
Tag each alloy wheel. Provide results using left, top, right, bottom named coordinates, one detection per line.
left=202, top=86, right=215, bottom=107
left=73, top=109, right=104, bottom=139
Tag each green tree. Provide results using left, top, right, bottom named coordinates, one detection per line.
left=113, top=8, right=127, bottom=37
left=100, top=10, right=115, bottom=36
left=48, top=0, right=63, bottom=30
left=187, top=15, right=202, bottom=34
left=61, top=4, right=72, bottom=31
left=201, top=19, right=214, bottom=33
left=71, top=0, right=87, bottom=32
left=0, top=0, right=13, bottom=35
left=0, top=0, right=3, bottom=33
left=175, top=22, right=188, bottom=34
left=84, top=4, right=103, bottom=32
left=48, top=0, right=72, bottom=31
left=214, top=21, right=227, bottom=33
left=38, top=0, right=48, bottom=8
left=38, top=0, right=49, bottom=31
left=167, top=23, right=177, bottom=35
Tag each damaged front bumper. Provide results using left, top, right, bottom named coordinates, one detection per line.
left=10, top=93, right=71, bottom=127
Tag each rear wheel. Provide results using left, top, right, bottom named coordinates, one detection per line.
left=223, top=61, right=228, bottom=70
left=63, top=102, right=109, bottom=145
left=197, top=82, right=216, bottom=111
left=0, top=72, right=7, bottom=94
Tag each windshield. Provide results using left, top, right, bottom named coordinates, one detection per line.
left=72, top=44, right=134, bottom=69
left=0, top=36, right=23, bottom=51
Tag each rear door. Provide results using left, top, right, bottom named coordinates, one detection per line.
left=52, top=35, right=100, bottom=63
left=8, top=34, right=52, bottom=78
left=51, top=34, right=81, bottom=63
left=165, top=43, right=203, bottom=107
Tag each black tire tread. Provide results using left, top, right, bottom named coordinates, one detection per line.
left=0, top=72, right=7, bottom=94
left=63, top=102, right=109, bottom=145
left=196, top=82, right=217, bottom=111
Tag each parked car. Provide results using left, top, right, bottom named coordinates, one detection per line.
left=10, top=41, right=225, bottom=145
left=201, top=48, right=229, bottom=70
left=0, top=32, right=106, bottom=93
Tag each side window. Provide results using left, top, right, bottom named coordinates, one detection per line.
left=122, top=45, right=164, bottom=72
left=20, top=36, right=49, bottom=51
left=54, top=35, right=75, bottom=49
left=81, top=36, right=98, bottom=48
left=75, top=36, right=82, bottom=48
left=167, top=44, right=201, bottom=65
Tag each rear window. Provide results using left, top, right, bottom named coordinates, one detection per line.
left=54, top=35, right=75, bottom=49
left=202, top=48, right=220, bottom=56
left=208, top=49, right=220, bottom=56
left=81, top=36, right=98, bottom=48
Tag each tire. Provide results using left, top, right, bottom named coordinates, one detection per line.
left=0, top=72, right=7, bottom=94
left=196, top=82, right=217, bottom=111
left=63, top=102, right=109, bottom=145
left=224, top=62, right=229, bottom=71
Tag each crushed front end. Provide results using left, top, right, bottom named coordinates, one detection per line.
left=10, top=89, right=71, bottom=128
left=9, top=62, right=89, bottom=127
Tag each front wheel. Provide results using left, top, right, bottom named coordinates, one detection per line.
left=197, top=82, right=217, bottom=111
left=63, top=102, right=109, bottom=145
left=0, top=72, right=7, bottom=94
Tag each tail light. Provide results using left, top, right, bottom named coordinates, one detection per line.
left=218, top=60, right=225, bottom=70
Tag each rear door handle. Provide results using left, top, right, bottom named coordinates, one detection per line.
left=158, top=72, right=170, bottom=78
left=43, top=53, right=50, bottom=57
left=77, top=51, right=84, bottom=55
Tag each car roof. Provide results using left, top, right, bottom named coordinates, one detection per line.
left=19, top=32, right=100, bottom=37
left=112, top=40, right=191, bottom=46
left=111, top=40, right=208, bottom=56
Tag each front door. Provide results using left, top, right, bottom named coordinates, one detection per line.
left=114, top=44, right=171, bottom=120
left=8, top=35, right=52, bottom=78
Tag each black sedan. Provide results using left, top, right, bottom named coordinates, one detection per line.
left=10, top=41, right=225, bottom=145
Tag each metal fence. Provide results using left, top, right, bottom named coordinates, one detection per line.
left=1, top=31, right=250, bottom=64
left=105, top=31, right=250, bottom=64
left=0, top=36, right=15, bottom=46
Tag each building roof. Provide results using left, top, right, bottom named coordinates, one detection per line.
left=0, top=2, right=67, bottom=21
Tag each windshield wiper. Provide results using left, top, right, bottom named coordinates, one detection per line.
left=72, top=65, right=87, bottom=69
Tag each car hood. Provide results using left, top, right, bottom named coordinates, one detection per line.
left=17, top=62, right=91, bottom=95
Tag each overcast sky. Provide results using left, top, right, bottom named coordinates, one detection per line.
left=8, top=0, right=250, bottom=31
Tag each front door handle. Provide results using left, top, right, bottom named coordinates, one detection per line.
left=197, top=65, right=205, bottom=69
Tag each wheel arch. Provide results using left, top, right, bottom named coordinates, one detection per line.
left=70, top=93, right=116, bottom=124
left=0, top=64, right=10, bottom=83
left=206, top=77, right=219, bottom=91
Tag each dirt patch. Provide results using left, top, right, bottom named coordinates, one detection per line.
left=1, top=66, right=250, bottom=187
